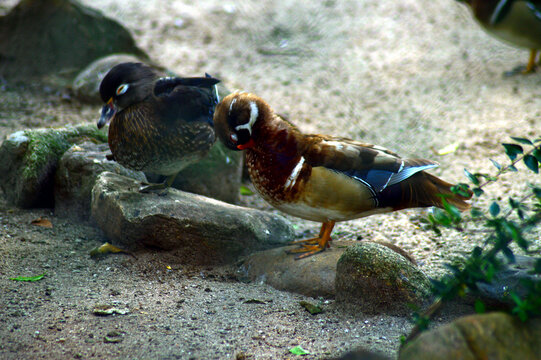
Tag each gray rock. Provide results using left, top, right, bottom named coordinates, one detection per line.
left=0, top=125, right=108, bottom=208
left=54, top=141, right=146, bottom=221
left=147, top=141, right=243, bottom=204
left=0, top=0, right=148, bottom=80
left=72, top=54, right=146, bottom=103
left=91, top=172, right=294, bottom=264
left=335, top=242, right=431, bottom=315
left=240, top=241, right=357, bottom=298
left=399, top=312, right=541, bottom=360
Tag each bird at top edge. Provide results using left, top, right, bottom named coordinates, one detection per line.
left=97, top=62, right=220, bottom=192
left=457, top=0, right=541, bottom=74
left=213, top=92, right=472, bottom=259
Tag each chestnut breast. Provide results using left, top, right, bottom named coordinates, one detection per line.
left=246, top=148, right=388, bottom=223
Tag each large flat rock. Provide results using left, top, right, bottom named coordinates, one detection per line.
left=91, top=172, right=294, bottom=264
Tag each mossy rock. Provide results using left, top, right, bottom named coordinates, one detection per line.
left=0, top=124, right=108, bottom=208
left=335, top=242, right=432, bottom=315
left=0, top=0, right=148, bottom=80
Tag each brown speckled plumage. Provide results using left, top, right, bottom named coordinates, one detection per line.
left=98, top=62, right=219, bottom=190
left=213, top=92, right=472, bottom=258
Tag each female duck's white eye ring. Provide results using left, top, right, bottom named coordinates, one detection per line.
left=230, top=133, right=238, bottom=142
left=116, top=84, right=129, bottom=96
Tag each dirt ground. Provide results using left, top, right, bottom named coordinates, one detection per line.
left=0, top=0, right=540, bottom=359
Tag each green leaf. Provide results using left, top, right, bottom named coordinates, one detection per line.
left=510, top=137, right=533, bottom=145
left=451, top=183, right=472, bottom=198
left=489, top=159, right=502, bottom=171
left=533, top=187, right=541, bottom=199
left=472, top=187, right=484, bottom=197
left=10, top=273, right=46, bottom=282
left=474, top=299, right=486, bottom=314
left=533, top=148, right=541, bottom=162
left=289, top=346, right=310, bottom=355
left=433, top=209, right=452, bottom=226
left=470, top=207, right=484, bottom=218
left=489, top=202, right=500, bottom=217
left=239, top=185, right=254, bottom=196
left=464, top=168, right=480, bottom=185
left=523, top=154, right=539, bottom=173
left=507, top=165, right=518, bottom=172
left=502, top=143, right=523, bottom=161
left=299, top=301, right=323, bottom=315
left=443, top=200, right=461, bottom=223
left=502, top=247, right=515, bottom=263
left=509, top=197, right=519, bottom=209
left=533, top=259, right=541, bottom=274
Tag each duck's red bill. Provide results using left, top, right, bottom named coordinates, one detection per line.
left=237, top=139, right=255, bottom=150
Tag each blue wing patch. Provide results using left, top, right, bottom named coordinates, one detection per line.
left=339, top=162, right=438, bottom=193
left=527, top=2, right=541, bottom=21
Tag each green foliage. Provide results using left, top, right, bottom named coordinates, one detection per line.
left=404, top=137, right=541, bottom=345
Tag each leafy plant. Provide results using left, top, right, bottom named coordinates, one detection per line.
left=403, top=137, right=541, bottom=345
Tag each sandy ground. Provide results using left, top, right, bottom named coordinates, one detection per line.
left=0, top=0, right=540, bottom=359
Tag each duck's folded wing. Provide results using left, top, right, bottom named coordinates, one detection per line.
left=156, top=79, right=220, bottom=125
left=303, top=135, right=438, bottom=192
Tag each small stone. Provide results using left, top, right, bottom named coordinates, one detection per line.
left=104, top=330, right=124, bottom=344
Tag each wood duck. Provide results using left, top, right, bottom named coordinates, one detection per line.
left=98, top=62, right=220, bottom=192
left=213, top=93, right=472, bottom=259
left=457, top=0, right=541, bottom=73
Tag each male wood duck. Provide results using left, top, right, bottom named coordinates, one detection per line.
left=98, top=62, right=220, bottom=192
left=213, top=93, right=472, bottom=259
left=457, top=0, right=541, bottom=73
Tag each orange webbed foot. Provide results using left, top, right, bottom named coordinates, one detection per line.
left=286, top=221, right=335, bottom=260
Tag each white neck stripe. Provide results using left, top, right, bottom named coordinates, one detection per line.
left=228, top=98, right=237, bottom=114
left=234, top=101, right=258, bottom=135
left=284, top=157, right=305, bottom=189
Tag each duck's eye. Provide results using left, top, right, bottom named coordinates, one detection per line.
left=116, top=84, right=129, bottom=96
left=230, top=133, right=238, bottom=142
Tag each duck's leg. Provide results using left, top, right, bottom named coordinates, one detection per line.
left=524, top=49, right=537, bottom=73
left=139, top=173, right=179, bottom=193
left=505, top=49, right=538, bottom=76
left=287, top=221, right=335, bottom=260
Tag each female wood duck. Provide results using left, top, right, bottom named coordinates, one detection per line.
left=98, top=62, right=220, bottom=192
left=213, top=93, right=472, bottom=259
left=457, top=0, right=541, bottom=73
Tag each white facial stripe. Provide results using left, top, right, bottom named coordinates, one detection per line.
left=234, top=101, right=258, bottom=135
left=284, top=157, right=305, bottom=189
left=228, top=98, right=237, bottom=114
